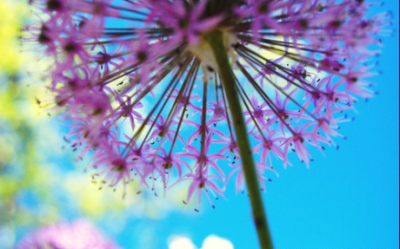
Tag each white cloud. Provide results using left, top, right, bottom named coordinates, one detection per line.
left=169, top=236, right=196, bottom=249
left=168, top=235, right=234, bottom=249
left=201, top=235, right=234, bottom=249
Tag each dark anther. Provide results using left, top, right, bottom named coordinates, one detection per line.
left=93, top=3, right=104, bottom=13
left=64, top=42, right=77, bottom=53
left=351, top=77, right=358, bottom=83
left=67, top=80, right=78, bottom=89
left=114, top=165, right=124, bottom=172
left=299, top=19, right=309, bottom=29
left=93, top=107, right=104, bottom=115
left=97, top=52, right=111, bottom=65
left=47, top=0, right=62, bottom=11
left=258, top=2, right=269, bottom=13
left=331, top=20, right=342, bottom=28
left=162, top=163, right=173, bottom=170
left=55, top=96, right=67, bottom=106
left=207, top=66, right=214, bottom=72
left=137, top=51, right=147, bottom=62
left=359, top=21, right=370, bottom=29
left=231, top=43, right=240, bottom=49
left=79, top=20, right=86, bottom=29
left=179, top=19, right=189, bottom=29
left=38, top=25, right=50, bottom=44
left=38, top=32, right=50, bottom=44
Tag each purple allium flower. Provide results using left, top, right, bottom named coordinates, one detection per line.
left=16, top=220, right=119, bottom=249
left=26, top=0, right=391, bottom=209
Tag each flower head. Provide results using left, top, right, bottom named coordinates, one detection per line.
left=26, top=0, right=390, bottom=208
left=16, top=220, right=119, bottom=249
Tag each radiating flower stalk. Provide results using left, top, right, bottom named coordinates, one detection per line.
left=25, top=0, right=391, bottom=248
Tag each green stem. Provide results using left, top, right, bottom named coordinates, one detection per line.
left=205, top=31, right=274, bottom=249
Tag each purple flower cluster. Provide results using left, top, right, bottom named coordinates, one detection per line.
left=16, top=220, right=119, bottom=249
left=26, top=0, right=390, bottom=208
